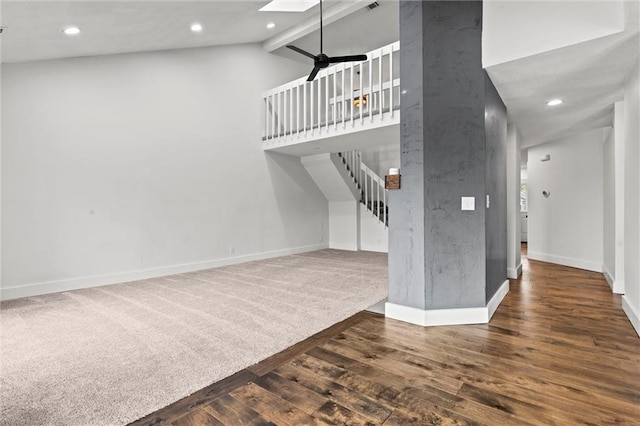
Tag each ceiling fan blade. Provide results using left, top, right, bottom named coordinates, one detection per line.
left=286, top=45, right=316, bottom=60
left=307, top=66, right=321, bottom=82
left=328, top=54, right=368, bottom=64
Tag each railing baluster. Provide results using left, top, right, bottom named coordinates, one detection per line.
left=303, top=82, right=307, bottom=136
left=342, top=64, right=346, bottom=129
left=272, top=94, right=277, bottom=139
left=264, top=96, right=269, bottom=139
left=289, top=86, right=293, bottom=136
left=296, top=83, right=300, bottom=136
left=359, top=64, right=364, bottom=125
left=325, top=73, right=329, bottom=131
left=333, top=69, right=337, bottom=130
left=364, top=168, right=368, bottom=212
left=379, top=50, right=383, bottom=120
left=377, top=175, right=380, bottom=219
left=383, top=180, right=387, bottom=227
left=310, top=81, right=314, bottom=134
left=284, top=88, right=288, bottom=137
left=385, top=47, right=393, bottom=119
left=350, top=66, right=354, bottom=127
left=317, top=78, right=321, bottom=133
left=280, top=91, right=284, bottom=138
left=369, top=54, right=373, bottom=123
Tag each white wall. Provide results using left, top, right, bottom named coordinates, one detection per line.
left=506, top=123, right=522, bottom=278
left=359, top=208, right=387, bottom=253
left=1, top=44, right=329, bottom=299
left=359, top=144, right=400, bottom=178
left=329, top=201, right=359, bottom=251
left=623, top=58, right=640, bottom=336
left=528, top=128, right=604, bottom=272
left=603, top=127, right=616, bottom=284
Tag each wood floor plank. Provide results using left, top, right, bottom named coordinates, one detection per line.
left=253, top=371, right=328, bottom=415
left=171, top=408, right=223, bottom=426
left=229, top=383, right=324, bottom=426
left=320, top=337, right=463, bottom=394
left=202, top=394, right=262, bottom=425
left=133, top=245, right=640, bottom=425
left=382, top=408, right=477, bottom=426
left=311, top=400, right=376, bottom=425
left=346, top=314, right=640, bottom=421
left=273, top=363, right=393, bottom=423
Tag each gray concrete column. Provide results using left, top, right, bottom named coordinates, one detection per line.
left=387, top=0, right=507, bottom=326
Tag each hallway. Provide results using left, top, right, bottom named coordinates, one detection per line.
left=135, top=251, right=640, bottom=425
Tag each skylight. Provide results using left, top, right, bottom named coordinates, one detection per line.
left=259, top=0, right=319, bottom=13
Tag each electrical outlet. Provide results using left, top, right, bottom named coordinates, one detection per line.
left=461, top=197, right=475, bottom=211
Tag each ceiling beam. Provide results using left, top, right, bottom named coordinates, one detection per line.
left=262, top=0, right=369, bottom=52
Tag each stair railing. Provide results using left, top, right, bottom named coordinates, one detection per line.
left=360, top=163, right=388, bottom=227
left=337, top=151, right=388, bottom=228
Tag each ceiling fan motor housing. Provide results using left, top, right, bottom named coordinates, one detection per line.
left=316, top=53, right=330, bottom=68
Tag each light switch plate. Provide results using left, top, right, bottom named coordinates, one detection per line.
left=461, top=197, right=475, bottom=211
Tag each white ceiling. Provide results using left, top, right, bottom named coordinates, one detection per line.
left=485, top=0, right=640, bottom=148
left=1, top=0, right=638, bottom=149
left=0, top=0, right=328, bottom=63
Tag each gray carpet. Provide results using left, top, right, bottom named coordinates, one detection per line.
left=0, top=249, right=388, bottom=426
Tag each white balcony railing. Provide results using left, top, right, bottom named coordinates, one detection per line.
left=262, top=41, right=400, bottom=147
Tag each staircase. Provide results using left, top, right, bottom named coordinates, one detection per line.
left=336, top=151, right=388, bottom=228
left=301, top=150, right=389, bottom=252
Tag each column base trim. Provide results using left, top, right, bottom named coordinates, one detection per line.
left=366, top=298, right=387, bottom=314
left=385, top=280, right=509, bottom=327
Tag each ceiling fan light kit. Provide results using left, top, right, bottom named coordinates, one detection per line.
left=286, top=0, right=368, bottom=81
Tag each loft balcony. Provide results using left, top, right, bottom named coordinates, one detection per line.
left=262, top=42, right=400, bottom=156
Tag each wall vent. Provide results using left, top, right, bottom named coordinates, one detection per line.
left=366, top=2, right=380, bottom=10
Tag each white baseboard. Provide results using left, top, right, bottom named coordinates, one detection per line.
left=507, top=263, right=522, bottom=279
left=385, top=280, right=509, bottom=327
left=603, top=265, right=625, bottom=294
left=487, top=280, right=510, bottom=320
left=622, top=295, right=640, bottom=337
left=0, top=243, right=330, bottom=301
left=527, top=251, right=603, bottom=273
left=366, top=298, right=387, bottom=314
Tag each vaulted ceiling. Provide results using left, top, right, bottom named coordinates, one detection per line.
left=1, top=0, right=638, bottom=148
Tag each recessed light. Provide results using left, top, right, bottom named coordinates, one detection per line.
left=62, top=26, right=80, bottom=36
left=546, top=99, right=563, bottom=106
left=267, top=22, right=276, bottom=29
left=191, top=23, right=203, bottom=32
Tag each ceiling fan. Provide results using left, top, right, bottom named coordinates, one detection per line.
left=286, top=0, right=368, bottom=82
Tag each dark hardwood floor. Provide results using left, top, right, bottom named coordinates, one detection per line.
left=131, top=245, right=640, bottom=425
